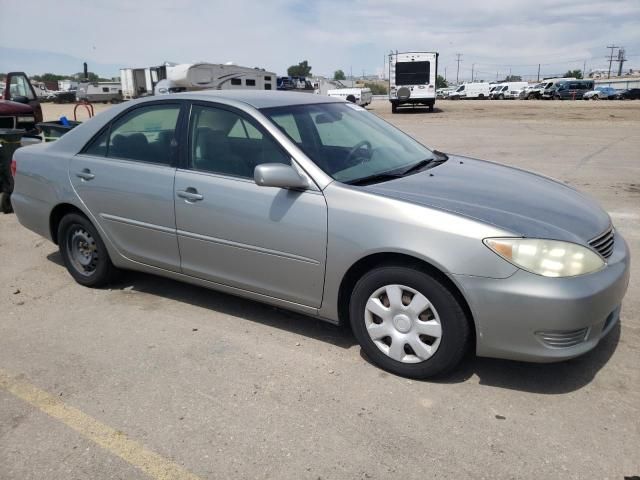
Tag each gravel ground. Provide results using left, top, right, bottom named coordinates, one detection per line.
left=1, top=99, right=639, bottom=479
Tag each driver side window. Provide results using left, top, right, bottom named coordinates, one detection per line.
left=9, top=74, right=36, bottom=100
left=189, top=105, right=290, bottom=179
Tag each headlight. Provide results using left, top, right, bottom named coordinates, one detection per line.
left=484, top=238, right=605, bottom=277
left=17, top=116, right=35, bottom=123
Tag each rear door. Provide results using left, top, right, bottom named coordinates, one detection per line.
left=174, top=102, right=328, bottom=307
left=70, top=101, right=185, bottom=272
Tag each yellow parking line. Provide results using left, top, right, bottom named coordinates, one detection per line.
left=0, top=368, right=202, bottom=480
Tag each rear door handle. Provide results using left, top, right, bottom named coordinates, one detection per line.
left=76, top=169, right=95, bottom=181
left=176, top=188, right=204, bottom=202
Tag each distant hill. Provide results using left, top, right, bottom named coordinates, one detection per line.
left=0, top=47, right=121, bottom=77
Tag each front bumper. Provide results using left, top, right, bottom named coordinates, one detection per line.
left=452, top=232, right=630, bottom=362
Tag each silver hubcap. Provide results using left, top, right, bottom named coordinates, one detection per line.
left=67, top=227, right=98, bottom=276
left=364, top=284, right=442, bottom=364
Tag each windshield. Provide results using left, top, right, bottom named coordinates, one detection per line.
left=262, top=102, right=435, bottom=184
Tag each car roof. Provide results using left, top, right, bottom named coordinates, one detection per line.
left=162, top=90, right=342, bottom=109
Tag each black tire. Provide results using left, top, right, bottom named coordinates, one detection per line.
left=346, top=95, right=356, bottom=103
left=0, top=192, right=13, bottom=214
left=58, top=213, right=118, bottom=287
left=391, top=103, right=398, bottom=113
left=428, top=104, right=434, bottom=112
left=349, top=266, right=470, bottom=379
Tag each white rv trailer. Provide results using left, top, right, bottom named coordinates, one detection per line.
left=76, top=81, right=123, bottom=103
left=120, top=67, right=162, bottom=99
left=164, top=63, right=276, bottom=92
left=388, top=51, right=438, bottom=113
left=57, top=79, right=78, bottom=92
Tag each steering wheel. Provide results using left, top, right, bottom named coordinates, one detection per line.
left=346, top=140, right=372, bottom=164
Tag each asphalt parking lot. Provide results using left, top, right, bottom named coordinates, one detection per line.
left=1, top=99, right=639, bottom=479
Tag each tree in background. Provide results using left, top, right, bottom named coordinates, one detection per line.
left=363, top=82, right=387, bottom=95
left=436, top=75, right=448, bottom=88
left=503, top=75, right=522, bottom=82
left=287, top=60, right=312, bottom=77
left=32, top=73, right=70, bottom=82
left=333, top=69, right=346, bottom=81
left=563, top=69, right=583, bottom=79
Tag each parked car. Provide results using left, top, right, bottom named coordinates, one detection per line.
left=552, top=80, right=595, bottom=100
left=1, top=72, right=43, bottom=132
left=583, top=86, right=620, bottom=100
left=541, top=77, right=577, bottom=99
left=619, top=88, right=640, bottom=100
left=519, top=83, right=543, bottom=99
left=12, top=91, right=630, bottom=379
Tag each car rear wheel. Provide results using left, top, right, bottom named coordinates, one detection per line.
left=350, top=266, right=470, bottom=378
left=58, top=213, right=118, bottom=287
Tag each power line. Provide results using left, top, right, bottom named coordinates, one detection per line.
left=607, top=44, right=619, bottom=79
left=455, top=53, right=462, bottom=84
left=617, top=48, right=627, bottom=76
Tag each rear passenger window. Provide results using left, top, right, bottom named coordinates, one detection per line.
left=107, top=104, right=180, bottom=165
left=83, top=128, right=109, bottom=156
left=189, top=105, right=289, bottom=178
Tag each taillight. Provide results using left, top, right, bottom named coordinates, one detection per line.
left=10, top=158, right=16, bottom=177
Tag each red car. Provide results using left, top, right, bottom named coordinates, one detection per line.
left=0, top=72, right=43, bottom=132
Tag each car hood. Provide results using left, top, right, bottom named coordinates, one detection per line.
left=363, top=156, right=610, bottom=243
left=0, top=99, right=34, bottom=115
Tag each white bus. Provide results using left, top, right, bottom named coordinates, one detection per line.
left=388, top=51, right=438, bottom=113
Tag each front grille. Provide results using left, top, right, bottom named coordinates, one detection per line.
left=536, top=328, right=589, bottom=348
left=0, top=116, right=16, bottom=129
left=589, top=227, right=615, bottom=259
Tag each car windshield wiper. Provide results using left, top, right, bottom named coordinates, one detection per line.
left=347, top=151, right=450, bottom=186
left=347, top=171, right=404, bottom=186
left=400, top=151, right=449, bottom=176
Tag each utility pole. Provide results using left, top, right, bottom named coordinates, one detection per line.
left=617, top=48, right=627, bottom=76
left=455, top=53, right=462, bottom=85
left=607, top=45, right=619, bottom=79
left=444, top=67, right=447, bottom=82
left=583, top=59, right=586, bottom=78
left=471, top=63, right=475, bottom=82
left=537, top=64, right=540, bottom=82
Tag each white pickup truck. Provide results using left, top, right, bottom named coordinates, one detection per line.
left=326, top=88, right=373, bottom=107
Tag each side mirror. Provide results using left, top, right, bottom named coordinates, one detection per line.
left=254, top=163, right=308, bottom=190
left=11, top=95, right=29, bottom=104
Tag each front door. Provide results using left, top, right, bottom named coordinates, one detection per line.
left=4, top=72, right=43, bottom=123
left=174, top=103, right=327, bottom=307
left=70, top=102, right=183, bottom=272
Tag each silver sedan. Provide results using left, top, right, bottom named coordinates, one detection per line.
left=12, top=91, right=630, bottom=378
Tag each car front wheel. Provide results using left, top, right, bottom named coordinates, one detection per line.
left=350, top=266, right=470, bottom=378
left=58, top=213, right=118, bottom=287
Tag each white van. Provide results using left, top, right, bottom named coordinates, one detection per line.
left=491, top=82, right=529, bottom=99
left=449, top=82, right=491, bottom=99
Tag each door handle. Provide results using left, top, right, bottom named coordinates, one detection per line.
left=76, top=169, right=95, bottom=181
left=176, top=188, right=204, bottom=202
